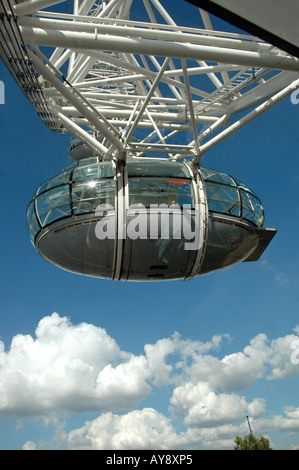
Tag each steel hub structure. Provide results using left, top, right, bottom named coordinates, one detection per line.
left=1, top=0, right=299, bottom=281
left=1, top=0, right=299, bottom=164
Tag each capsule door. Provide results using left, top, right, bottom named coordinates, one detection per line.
left=120, top=160, right=200, bottom=281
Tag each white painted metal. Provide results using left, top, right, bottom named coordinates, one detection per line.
left=197, top=0, right=299, bottom=52
left=1, top=0, right=299, bottom=163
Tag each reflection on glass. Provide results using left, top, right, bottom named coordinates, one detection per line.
left=72, top=179, right=115, bottom=214
left=28, top=160, right=116, bottom=234
left=72, top=161, right=114, bottom=182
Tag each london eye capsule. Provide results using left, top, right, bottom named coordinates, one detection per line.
left=26, top=144, right=276, bottom=281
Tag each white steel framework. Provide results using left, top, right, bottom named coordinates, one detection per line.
left=1, top=0, right=299, bottom=165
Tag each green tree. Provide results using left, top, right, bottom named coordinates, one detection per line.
left=234, top=434, right=272, bottom=450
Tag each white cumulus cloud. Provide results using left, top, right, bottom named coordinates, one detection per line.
left=169, top=381, right=264, bottom=427
left=0, top=313, right=150, bottom=417
left=62, top=408, right=181, bottom=450
left=1, top=313, right=299, bottom=449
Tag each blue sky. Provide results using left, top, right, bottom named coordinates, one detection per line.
left=0, top=3, right=299, bottom=450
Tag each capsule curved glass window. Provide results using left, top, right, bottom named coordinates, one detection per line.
left=200, top=168, right=264, bottom=227
left=26, top=200, right=40, bottom=243
left=36, top=169, right=72, bottom=194
left=72, top=160, right=114, bottom=182
left=240, top=189, right=264, bottom=227
left=36, top=185, right=72, bottom=226
left=127, top=160, right=194, bottom=208
left=205, top=182, right=240, bottom=216
left=27, top=160, right=115, bottom=243
left=200, top=168, right=236, bottom=187
left=72, top=180, right=115, bottom=215
left=127, top=160, right=190, bottom=178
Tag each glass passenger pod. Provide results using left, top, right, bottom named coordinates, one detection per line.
left=26, top=157, right=269, bottom=281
